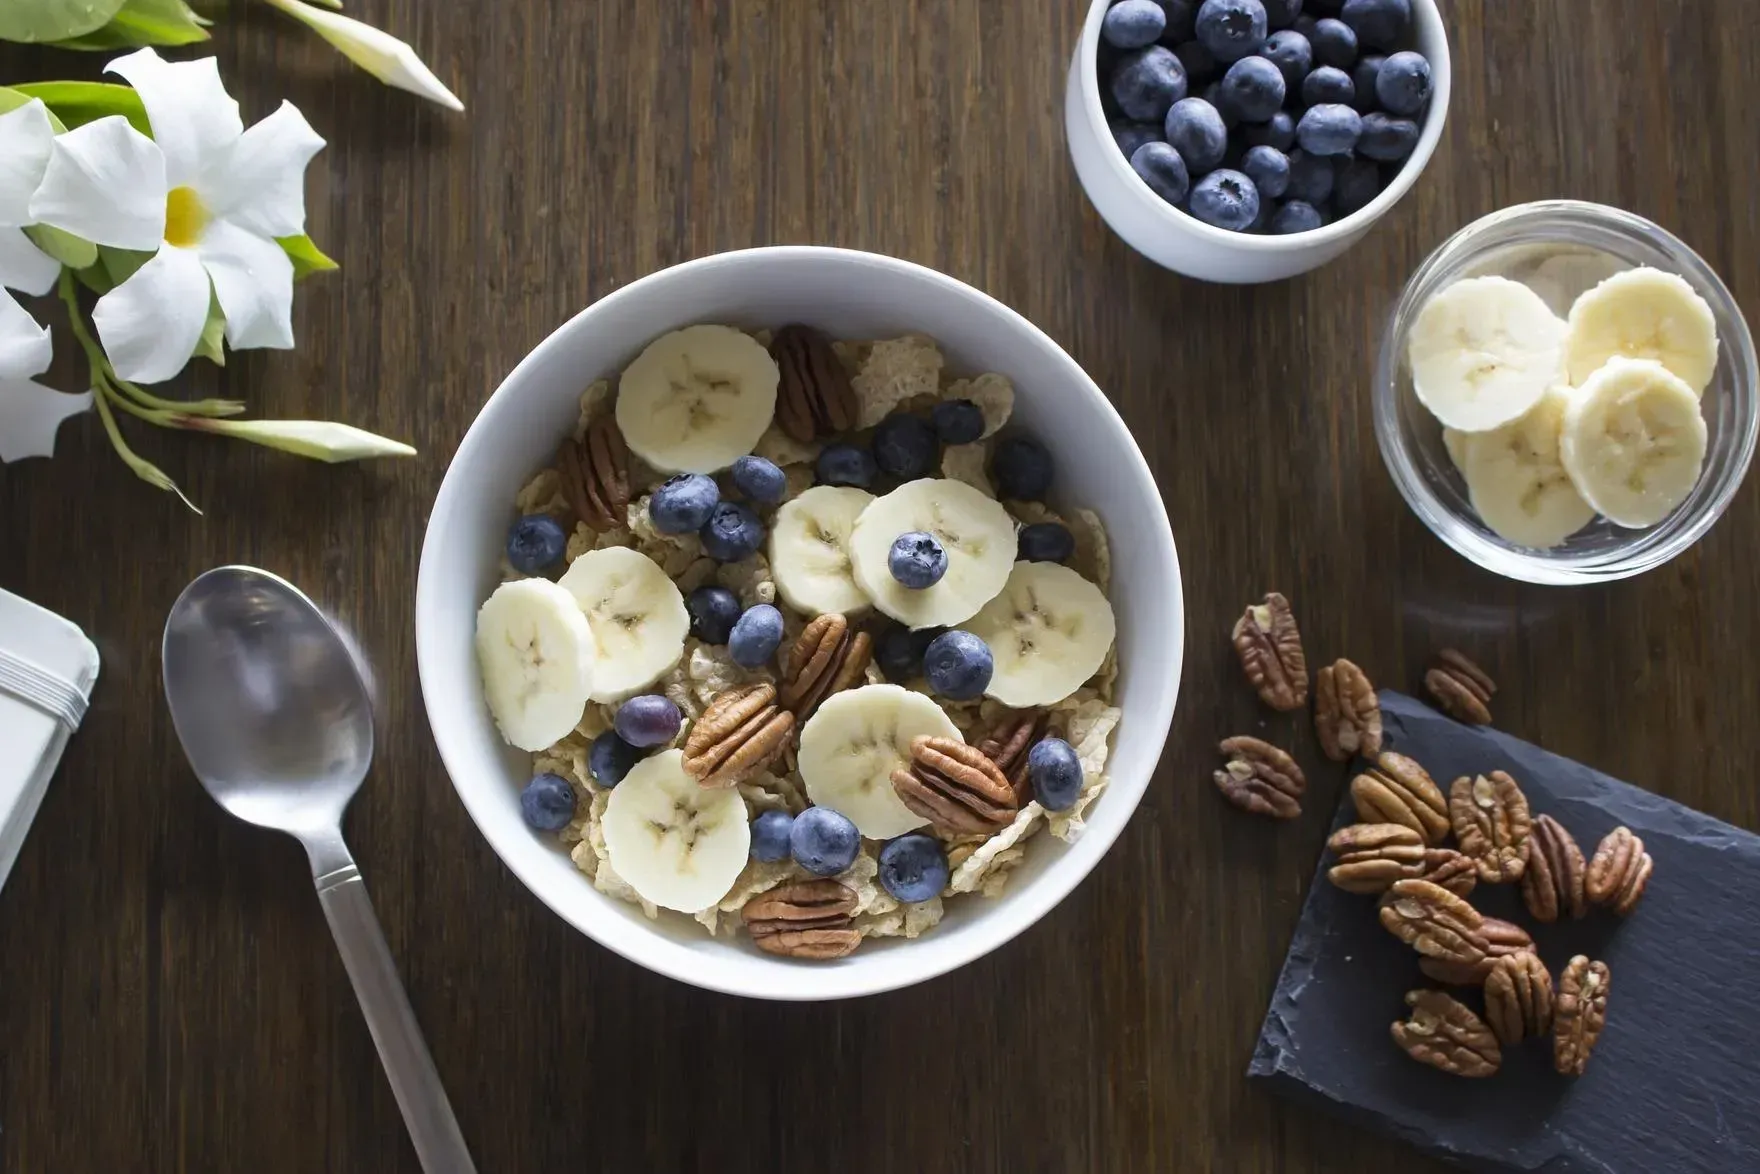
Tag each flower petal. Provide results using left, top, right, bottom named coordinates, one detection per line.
left=204, top=102, right=325, bottom=239
left=29, top=116, right=167, bottom=251
left=0, top=226, right=62, bottom=297
left=0, top=378, right=93, bottom=463
left=106, top=49, right=243, bottom=188
left=0, top=99, right=55, bottom=228
left=0, top=288, right=53, bottom=379
left=199, top=220, right=295, bottom=352
left=267, top=0, right=464, bottom=112
left=93, top=244, right=210, bottom=384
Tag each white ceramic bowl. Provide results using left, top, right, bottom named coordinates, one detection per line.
left=416, top=247, right=1183, bottom=1000
left=1065, top=0, right=1451, bottom=283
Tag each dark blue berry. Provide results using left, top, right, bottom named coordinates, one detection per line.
left=876, top=623, right=939, bottom=682
left=1195, top=0, right=1268, bottom=63
left=816, top=443, right=877, bottom=488
left=1110, top=118, right=1164, bottom=161
left=1301, top=64, right=1355, bottom=106
left=1269, top=199, right=1325, bottom=233
left=614, top=694, right=682, bottom=748
left=931, top=398, right=986, bottom=445
left=1263, top=0, right=1303, bottom=29
left=1217, top=55, right=1285, bottom=122
left=923, top=630, right=994, bottom=701
left=728, top=603, right=785, bottom=668
left=1333, top=153, right=1382, bottom=215
left=1201, top=82, right=1238, bottom=130
left=686, top=585, right=743, bottom=644
left=1286, top=149, right=1334, bottom=203
left=1309, top=16, right=1357, bottom=68
left=1357, top=111, right=1419, bottom=160
left=730, top=455, right=786, bottom=504
left=1164, top=96, right=1228, bottom=173
left=873, top=412, right=939, bottom=479
left=1340, top=0, right=1409, bottom=51
left=1255, top=29, right=1311, bottom=90
left=1374, top=50, right=1431, bottom=115
left=1103, top=0, right=1167, bottom=49
left=1130, top=141, right=1191, bottom=205
left=791, top=806, right=860, bottom=876
left=1172, top=39, right=1219, bottom=87
left=1189, top=168, right=1261, bottom=231
left=649, top=474, right=720, bottom=534
left=1241, top=110, right=1296, bottom=152
left=1027, top=738, right=1085, bottom=812
left=1241, top=145, right=1290, bottom=199
left=888, top=532, right=949, bottom=590
left=878, top=834, right=950, bottom=903
left=1158, top=0, right=1199, bottom=42
left=519, top=772, right=577, bottom=831
left=1109, top=46, right=1189, bottom=123
left=699, top=500, right=764, bottom=562
left=1292, top=13, right=1319, bottom=36
left=991, top=435, right=1055, bottom=501
left=588, top=731, right=643, bottom=788
left=505, top=514, right=567, bottom=573
left=1018, top=522, right=1077, bottom=563
left=750, top=809, right=794, bottom=862
left=1351, top=54, right=1386, bottom=111
left=1296, top=103, right=1361, bottom=155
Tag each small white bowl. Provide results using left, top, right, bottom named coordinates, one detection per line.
left=415, top=247, right=1183, bottom=1000
left=1065, top=0, right=1451, bottom=283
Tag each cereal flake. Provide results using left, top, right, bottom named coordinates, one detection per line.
left=943, top=373, right=1014, bottom=438
left=941, top=442, right=994, bottom=497
left=754, top=424, right=821, bottom=469
left=628, top=496, right=703, bottom=577
left=946, top=803, right=1044, bottom=895
left=853, top=336, right=944, bottom=427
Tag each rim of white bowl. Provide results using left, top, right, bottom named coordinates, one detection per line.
left=1076, top=0, right=1452, bottom=249
left=416, top=246, right=1184, bottom=1000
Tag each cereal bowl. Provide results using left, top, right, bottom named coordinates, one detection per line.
left=416, top=247, right=1182, bottom=1000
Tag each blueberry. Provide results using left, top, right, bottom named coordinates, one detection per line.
left=730, top=455, right=786, bottom=505
left=1241, top=109, right=1296, bottom=151
left=1102, top=0, right=1167, bottom=49
left=878, top=834, right=950, bottom=903
left=699, top=500, right=764, bottom=562
left=1351, top=54, right=1386, bottom=110
left=1188, top=168, right=1261, bottom=231
left=750, top=809, right=794, bottom=863
left=923, top=630, right=994, bottom=700
left=1333, top=153, right=1382, bottom=215
left=1195, top=0, right=1268, bottom=63
left=876, top=623, right=939, bottom=682
left=728, top=603, right=784, bottom=668
left=1340, top=0, right=1409, bottom=51
left=518, top=772, right=576, bottom=831
left=686, top=585, right=743, bottom=643
left=1292, top=13, right=1319, bottom=36
left=791, top=806, right=860, bottom=876
left=1217, top=55, right=1284, bottom=122
left=1172, top=39, right=1219, bottom=87
left=1255, top=30, right=1311, bottom=91
left=505, top=514, right=567, bottom=573
left=889, top=531, right=949, bottom=590
left=1269, top=199, right=1325, bottom=233
left=1200, top=82, right=1238, bottom=129
left=1301, top=64, right=1355, bottom=106
left=1308, top=16, right=1357, bottom=68
left=816, top=442, right=877, bottom=488
left=1109, top=46, right=1188, bottom=123
left=1262, top=0, right=1303, bottom=29
left=614, top=694, right=682, bottom=748
left=1027, top=738, right=1085, bottom=812
left=991, top=435, right=1055, bottom=501
left=873, top=412, right=939, bottom=479
left=1286, top=149, right=1335, bottom=203
left=588, top=730, right=643, bottom=788
left=1296, top=103, right=1361, bottom=155
left=1357, top=111, right=1419, bottom=160
left=1130, top=141, right=1191, bottom=205
left=931, top=398, right=987, bottom=445
left=1241, top=145, right=1290, bottom=199
left=1110, top=118, right=1164, bottom=161
left=649, top=473, right=720, bottom=534
left=1164, top=96, right=1229, bottom=173
left=1018, top=521, right=1077, bottom=563
left=1159, top=0, right=1199, bottom=43
left=1374, top=50, right=1431, bottom=115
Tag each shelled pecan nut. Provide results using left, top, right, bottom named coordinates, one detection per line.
left=1425, top=648, right=1496, bottom=725
left=1522, top=814, right=1588, bottom=922
left=1231, top=592, right=1308, bottom=711
left=770, top=324, right=859, bottom=443
left=742, top=879, right=861, bottom=960
left=557, top=414, right=630, bottom=530
left=1584, top=826, right=1654, bottom=917
left=1378, top=879, right=1488, bottom=965
left=1212, top=736, right=1306, bottom=820
left=975, top=709, right=1048, bottom=805
left=892, top=736, right=1017, bottom=834
left=682, top=682, right=795, bottom=788
left=1415, top=848, right=1479, bottom=898
left=1351, top=751, right=1450, bottom=844
left=1553, top=956, right=1611, bottom=1076
left=1314, top=658, right=1382, bottom=762
left=1484, top=952, right=1555, bottom=1046
left=1391, top=990, right=1501, bottom=1078
left=780, top=613, right=873, bottom=721
left=1326, top=823, right=1426, bottom=895
left=1417, top=913, right=1529, bottom=985
left=1449, top=771, right=1532, bottom=883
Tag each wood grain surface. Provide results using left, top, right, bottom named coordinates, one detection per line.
left=2, top=2, right=1756, bottom=1170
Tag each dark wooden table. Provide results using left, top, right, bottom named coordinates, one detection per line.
left=3, top=2, right=1755, bottom=1170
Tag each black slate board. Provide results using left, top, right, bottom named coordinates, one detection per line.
left=1248, top=691, right=1760, bottom=1174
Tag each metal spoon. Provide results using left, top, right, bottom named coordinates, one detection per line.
left=163, top=566, right=474, bottom=1173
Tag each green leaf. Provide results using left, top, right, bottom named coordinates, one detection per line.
left=0, top=0, right=129, bottom=44
left=100, top=245, right=155, bottom=288
left=0, top=85, right=69, bottom=130
left=50, top=0, right=210, bottom=48
left=278, top=234, right=340, bottom=280
left=12, top=81, right=151, bottom=136
left=23, top=223, right=97, bottom=269
left=192, top=292, right=226, bottom=367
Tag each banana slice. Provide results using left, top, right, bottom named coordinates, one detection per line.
left=964, top=561, right=1116, bottom=708
left=1457, top=388, right=1596, bottom=549
left=1442, top=427, right=1471, bottom=472
left=797, top=684, right=959, bottom=839
left=601, top=749, right=751, bottom=912
left=1564, top=267, right=1719, bottom=396
left=847, top=478, right=1017, bottom=630
left=1558, top=356, right=1708, bottom=528
left=769, top=485, right=875, bottom=616
left=615, top=324, right=779, bottom=473
left=557, top=546, right=690, bottom=701
left=1408, top=276, right=1566, bottom=433
left=475, top=577, right=598, bottom=752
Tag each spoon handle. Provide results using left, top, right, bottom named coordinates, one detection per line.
left=317, top=864, right=477, bottom=1174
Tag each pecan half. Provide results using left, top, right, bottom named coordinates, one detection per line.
left=780, top=613, right=873, bottom=721
left=1351, top=751, right=1450, bottom=844
left=1414, top=913, right=1531, bottom=985
left=1553, top=956, right=1611, bottom=1076
left=557, top=414, right=630, bottom=531
left=1484, top=952, right=1554, bottom=1046
left=1391, top=990, right=1501, bottom=1078
left=1378, top=879, right=1488, bottom=965
left=770, top=324, right=858, bottom=443
left=1213, top=736, right=1305, bottom=820
left=1522, top=814, right=1588, bottom=922
left=1584, top=826, right=1654, bottom=917
left=742, top=880, right=861, bottom=960
left=1314, top=658, right=1382, bottom=762
left=682, top=683, right=795, bottom=788
left=1231, top=593, right=1308, bottom=711
left=1326, top=823, right=1426, bottom=895
left=1449, top=771, right=1532, bottom=883
left=892, top=736, right=1017, bottom=835
left=975, top=709, right=1047, bottom=805
left=1415, top=848, right=1479, bottom=898
left=1425, top=648, right=1495, bottom=725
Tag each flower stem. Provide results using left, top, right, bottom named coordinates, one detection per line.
left=89, top=378, right=202, bottom=514
left=56, top=271, right=245, bottom=419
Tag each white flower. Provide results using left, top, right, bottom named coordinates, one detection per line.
left=28, top=49, right=326, bottom=385
left=0, top=99, right=62, bottom=297
left=0, top=290, right=92, bottom=463
left=263, top=0, right=464, bottom=112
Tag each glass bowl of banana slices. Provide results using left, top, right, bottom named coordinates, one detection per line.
left=1375, top=200, right=1758, bottom=585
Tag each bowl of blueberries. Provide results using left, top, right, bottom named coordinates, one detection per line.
left=1065, top=0, right=1450, bottom=282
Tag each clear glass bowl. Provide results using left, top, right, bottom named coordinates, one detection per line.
left=1375, top=200, right=1758, bottom=585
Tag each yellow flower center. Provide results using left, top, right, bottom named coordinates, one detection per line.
left=164, top=186, right=209, bottom=248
